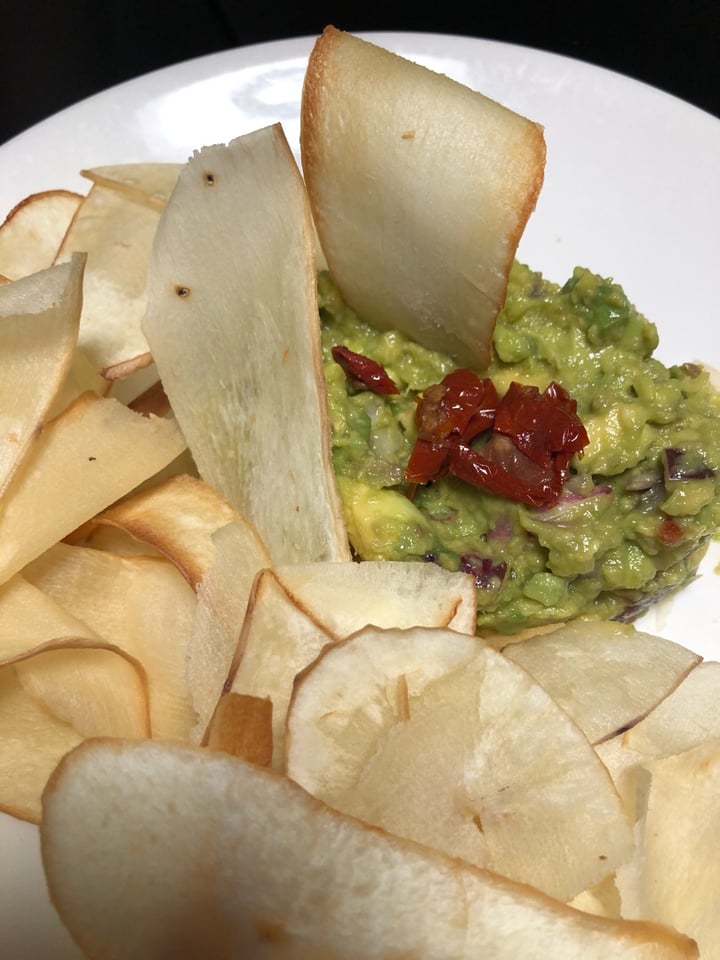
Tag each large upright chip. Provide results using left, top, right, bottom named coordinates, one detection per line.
left=143, top=123, right=349, bottom=565
left=301, top=27, right=546, bottom=369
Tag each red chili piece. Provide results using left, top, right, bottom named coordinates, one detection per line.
left=657, top=517, right=684, bottom=546
left=332, top=345, right=399, bottom=395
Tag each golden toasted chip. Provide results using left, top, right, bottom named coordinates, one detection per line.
left=0, top=255, right=84, bottom=497
left=275, top=560, right=477, bottom=638
left=568, top=874, right=622, bottom=919
left=80, top=163, right=182, bottom=211
left=54, top=183, right=160, bottom=377
left=622, top=740, right=720, bottom=955
left=205, top=693, right=273, bottom=765
left=0, top=573, right=148, bottom=822
left=502, top=620, right=701, bottom=745
left=221, top=568, right=334, bottom=766
left=0, top=665, right=81, bottom=823
left=0, top=189, right=82, bottom=280
left=143, top=123, right=350, bottom=565
left=596, top=661, right=720, bottom=816
left=41, top=739, right=697, bottom=958
left=0, top=574, right=149, bottom=740
left=0, top=392, right=186, bottom=587
left=302, top=27, right=546, bottom=369
left=186, top=520, right=272, bottom=744
left=91, top=473, right=239, bottom=589
left=23, top=542, right=197, bottom=740
left=286, top=625, right=633, bottom=902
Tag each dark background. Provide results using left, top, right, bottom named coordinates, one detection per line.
left=1, top=0, right=718, bottom=145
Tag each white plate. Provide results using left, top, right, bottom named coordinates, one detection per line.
left=1, top=32, right=719, bottom=959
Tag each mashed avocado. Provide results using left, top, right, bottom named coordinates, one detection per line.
left=319, top=264, right=720, bottom=635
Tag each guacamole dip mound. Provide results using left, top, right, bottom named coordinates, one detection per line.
left=320, top=264, right=720, bottom=635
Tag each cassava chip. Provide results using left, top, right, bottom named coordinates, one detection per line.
left=502, top=620, right=701, bottom=744
left=0, top=255, right=84, bottom=497
left=302, top=27, right=546, bottom=369
left=23, top=542, right=197, bottom=740
left=597, top=660, right=720, bottom=816
left=54, top=182, right=159, bottom=378
left=40, top=738, right=697, bottom=958
left=0, top=391, right=186, bottom=586
left=91, top=473, right=239, bottom=589
left=80, top=163, right=182, bottom=211
left=286, top=625, right=633, bottom=901
left=623, top=740, right=720, bottom=956
left=275, top=559, right=477, bottom=637
left=185, top=519, right=272, bottom=744
left=0, top=574, right=149, bottom=740
left=0, top=665, right=82, bottom=823
left=205, top=692, right=273, bottom=765
left=221, top=567, right=334, bottom=766
left=143, top=123, right=349, bottom=565
left=0, top=189, right=82, bottom=280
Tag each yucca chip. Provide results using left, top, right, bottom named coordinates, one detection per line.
left=286, top=625, right=633, bottom=901
left=40, top=739, right=697, bottom=959
left=0, top=255, right=84, bottom=497
left=143, top=123, right=349, bottom=565
left=0, top=392, right=186, bottom=586
left=80, top=163, right=182, bottom=212
left=302, top=27, right=546, bottom=369
left=0, top=189, right=82, bottom=280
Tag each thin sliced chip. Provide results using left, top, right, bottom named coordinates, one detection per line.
left=0, top=573, right=98, bottom=656
left=302, top=27, right=546, bottom=369
left=80, top=163, right=182, bottom=211
left=597, top=661, right=720, bottom=815
left=205, top=693, right=273, bottom=765
left=0, top=575, right=149, bottom=740
left=222, top=568, right=334, bottom=766
left=54, top=183, right=160, bottom=377
left=286, top=625, right=633, bottom=902
left=14, top=644, right=148, bottom=740
left=0, top=189, right=82, bottom=280
left=143, top=123, right=349, bottom=565
left=23, top=542, right=197, bottom=740
left=568, top=875, right=622, bottom=919
left=628, top=740, right=720, bottom=955
left=186, top=520, right=272, bottom=744
left=276, top=560, right=477, bottom=638
left=502, top=620, right=701, bottom=745
left=0, top=255, right=84, bottom=497
left=47, top=345, right=110, bottom=418
left=0, top=392, right=186, bottom=586
left=41, top=739, right=697, bottom=959
left=0, top=664, right=82, bottom=823
left=91, top=474, right=239, bottom=589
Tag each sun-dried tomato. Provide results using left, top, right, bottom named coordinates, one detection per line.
left=405, top=374, right=589, bottom=507
left=448, top=443, right=564, bottom=507
left=494, top=381, right=589, bottom=470
left=415, top=369, right=498, bottom=444
left=406, top=370, right=498, bottom=484
left=405, top=437, right=451, bottom=484
left=331, top=345, right=399, bottom=395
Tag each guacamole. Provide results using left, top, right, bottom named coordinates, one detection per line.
left=319, top=264, right=720, bottom=635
